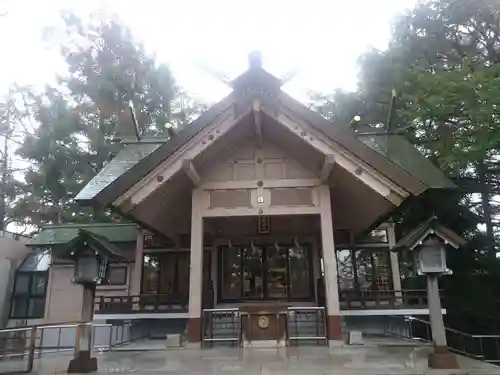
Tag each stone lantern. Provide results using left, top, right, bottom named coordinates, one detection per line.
left=54, top=229, right=127, bottom=373
left=393, top=217, right=465, bottom=370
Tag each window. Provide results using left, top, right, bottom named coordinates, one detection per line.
left=221, top=247, right=242, bottom=299
left=102, top=266, right=128, bottom=285
left=11, top=251, right=50, bottom=319
left=219, top=242, right=313, bottom=302
left=336, top=248, right=392, bottom=300
left=141, top=252, right=210, bottom=305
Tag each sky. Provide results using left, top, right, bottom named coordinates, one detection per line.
left=0, top=0, right=419, bottom=103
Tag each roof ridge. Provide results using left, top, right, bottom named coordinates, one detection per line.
left=40, top=222, right=137, bottom=229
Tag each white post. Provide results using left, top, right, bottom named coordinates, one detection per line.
left=131, top=228, right=144, bottom=311
left=131, top=229, right=144, bottom=295
left=318, top=185, right=342, bottom=346
left=427, top=275, right=447, bottom=347
left=387, top=223, right=402, bottom=301
left=187, top=189, right=204, bottom=346
left=427, top=274, right=458, bottom=368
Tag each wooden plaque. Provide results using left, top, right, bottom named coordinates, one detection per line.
left=258, top=215, right=270, bottom=234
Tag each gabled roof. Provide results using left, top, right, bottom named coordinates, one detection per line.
left=358, top=133, right=453, bottom=190
left=394, top=216, right=466, bottom=251
left=53, top=229, right=128, bottom=261
left=75, top=142, right=162, bottom=201
left=76, top=95, right=236, bottom=204
left=75, top=54, right=454, bottom=206
left=30, top=223, right=138, bottom=246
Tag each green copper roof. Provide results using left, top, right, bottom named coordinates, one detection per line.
left=74, top=64, right=454, bottom=205
left=53, top=229, right=129, bottom=260
left=394, top=216, right=466, bottom=251
left=75, top=142, right=161, bottom=201
left=30, top=223, right=138, bottom=247
left=357, top=133, right=455, bottom=189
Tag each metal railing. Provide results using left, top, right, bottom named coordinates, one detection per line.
left=0, top=321, right=133, bottom=374
left=95, top=293, right=188, bottom=314
left=339, top=289, right=430, bottom=309
left=202, top=308, right=241, bottom=347
left=383, top=315, right=500, bottom=364
left=286, top=307, right=327, bottom=346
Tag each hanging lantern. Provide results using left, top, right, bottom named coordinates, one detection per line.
left=72, top=251, right=109, bottom=286
left=417, top=236, right=447, bottom=275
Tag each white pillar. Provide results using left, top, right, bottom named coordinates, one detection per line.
left=387, top=223, right=402, bottom=301
left=211, top=247, right=217, bottom=307
left=427, top=274, right=458, bottom=368
left=187, top=189, right=204, bottom=344
left=131, top=228, right=144, bottom=296
left=427, top=275, right=447, bottom=347
left=318, top=185, right=342, bottom=344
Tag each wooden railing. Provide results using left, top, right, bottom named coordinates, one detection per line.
left=95, top=283, right=214, bottom=314
left=95, top=294, right=188, bottom=314
left=339, top=289, right=429, bottom=310
left=316, top=278, right=436, bottom=310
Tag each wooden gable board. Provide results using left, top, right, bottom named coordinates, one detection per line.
left=76, top=66, right=453, bottom=207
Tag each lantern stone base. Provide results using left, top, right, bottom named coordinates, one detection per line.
left=67, top=350, right=98, bottom=373
left=428, top=346, right=459, bottom=369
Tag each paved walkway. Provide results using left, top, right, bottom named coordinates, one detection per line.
left=11, top=346, right=500, bottom=375
left=4, top=344, right=496, bottom=375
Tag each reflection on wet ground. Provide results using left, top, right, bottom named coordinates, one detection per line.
left=2, top=343, right=499, bottom=374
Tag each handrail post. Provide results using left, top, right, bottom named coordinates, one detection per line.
left=38, top=327, right=44, bottom=358
left=108, top=326, right=113, bottom=351
left=26, top=326, right=36, bottom=373
left=478, top=336, right=484, bottom=361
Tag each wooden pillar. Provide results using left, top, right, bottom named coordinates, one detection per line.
left=67, top=284, right=97, bottom=373
left=318, top=185, right=342, bottom=345
left=187, top=189, right=204, bottom=346
left=131, top=228, right=144, bottom=296
left=427, top=275, right=458, bottom=369
left=387, top=223, right=402, bottom=299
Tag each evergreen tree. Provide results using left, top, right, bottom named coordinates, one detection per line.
left=313, top=0, right=500, bottom=333
left=9, top=12, right=204, bottom=227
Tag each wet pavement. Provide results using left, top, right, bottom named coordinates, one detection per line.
left=2, top=344, right=500, bottom=374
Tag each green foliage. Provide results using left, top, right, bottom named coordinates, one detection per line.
left=313, top=0, right=500, bottom=333
left=8, top=12, right=205, bottom=228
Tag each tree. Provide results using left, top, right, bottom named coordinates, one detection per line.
left=10, top=12, right=204, bottom=228
left=313, top=0, right=500, bottom=333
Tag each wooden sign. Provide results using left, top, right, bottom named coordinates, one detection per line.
left=258, top=216, right=270, bottom=234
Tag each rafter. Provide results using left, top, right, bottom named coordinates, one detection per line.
left=182, top=159, right=201, bottom=186
left=320, top=154, right=336, bottom=182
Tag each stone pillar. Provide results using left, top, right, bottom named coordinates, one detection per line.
left=427, top=274, right=458, bottom=369
left=131, top=228, right=144, bottom=296
left=318, top=185, right=342, bottom=346
left=187, top=189, right=204, bottom=346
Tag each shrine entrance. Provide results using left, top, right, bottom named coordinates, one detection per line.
left=218, top=240, right=314, bottom=303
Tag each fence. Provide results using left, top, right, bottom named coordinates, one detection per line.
left=286, top=307, right=327, bottom=346
left=202, top=308, right=241, bottom=347
left=201, top=307, right=328, bottom=347
left=383, top=315, right=500, bottom=364
left=0, top=322, right=132, bottom=374
left=339, top=289, right=429, bottom=309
